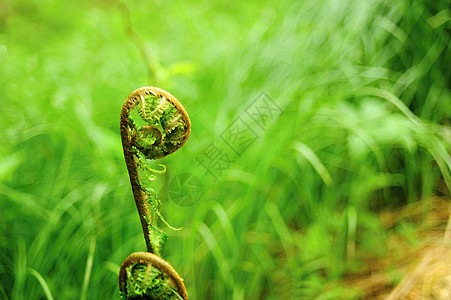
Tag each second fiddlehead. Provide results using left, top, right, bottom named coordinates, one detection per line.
left=119, top=87, right=190, bottom=299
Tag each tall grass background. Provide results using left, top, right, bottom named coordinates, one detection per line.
left=0, top=0, right=450, bottom=299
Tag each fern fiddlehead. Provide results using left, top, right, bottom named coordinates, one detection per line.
left=119, top=87, right=190, bottom=300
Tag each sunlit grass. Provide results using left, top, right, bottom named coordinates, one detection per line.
left=0, top=0, right=449, bottom=299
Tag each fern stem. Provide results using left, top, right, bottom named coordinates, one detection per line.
left=119, top=86, right=190, bottom=299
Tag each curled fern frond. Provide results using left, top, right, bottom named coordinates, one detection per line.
left=124, top=87, right=190, bottom=160
left=119, top=87, right=190, bottom=299
left=119, top=252, right=186, bottom=300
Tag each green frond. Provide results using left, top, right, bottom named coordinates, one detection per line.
left=129, top=93, right=189, bottom=159
left=123, top=262, right=182, bottom=300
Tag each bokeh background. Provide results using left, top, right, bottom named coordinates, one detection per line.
left=0, top=0, right=450, bottom=299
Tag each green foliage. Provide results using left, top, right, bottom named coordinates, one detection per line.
left=130, top=94, right=188, bottom=159
left=143, top=216, right=167, bottom=258
left=121, top=262, right=182, bottom=300
left=0, top=0, right=449, bottom=299
left=137, top=95, right=163, bottom=123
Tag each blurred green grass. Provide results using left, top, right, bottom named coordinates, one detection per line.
left=0, top=0, right=450, bottom=299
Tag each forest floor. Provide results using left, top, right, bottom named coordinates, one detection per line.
left=345, top=197, right=451, bottom=299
